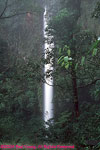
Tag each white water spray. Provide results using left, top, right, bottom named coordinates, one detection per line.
left=43, top=7, right=54, bottom=123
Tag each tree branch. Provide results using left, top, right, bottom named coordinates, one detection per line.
left=0, top=11, right=36, bottom=19
left=0, top=0, right=8, bottom=18
left=0, top=0, right=41, bottom=20
left=42, top=78, right=64, bottom=89
left=78, top=78, right=100, bottom=89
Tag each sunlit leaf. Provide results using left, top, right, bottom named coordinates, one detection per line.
left=57, top=56, right=64, bottom=64
left=63, top=45, right=68, bottom=51
left=65, top=63, right=69, bottom=69
left=64, top=56, right=68, bottom=63
left=61, top=62, right=65, bottom=67
left=68, top=57, right=72, bottom=60
left=92, top=48, right=98, bottom=56
left=90, top=40, right=100, bottom=51
left=67, top=49, right=71, bottom=56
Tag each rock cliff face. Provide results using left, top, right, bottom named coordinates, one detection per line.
left=78, top=0, right=100, bottom=36
left=46, top=0, right=100, bottom=36
left=0, top=0, right=44, bottom=59
left=1, top=0, right=99, bottom=58
left=45, top=0, right=61, bottom=18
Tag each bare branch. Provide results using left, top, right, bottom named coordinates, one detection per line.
left=0, top=0, right=40, bottom=20
left=0, top=0, right=8, bottom=18
left=0, top=11, right=37, bottom=19
left=41, top=77, right=70, bottom=90
left=78, top=78, right=100, bottom=89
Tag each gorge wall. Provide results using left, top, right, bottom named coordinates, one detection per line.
left=46, top=0, right=100, bottom=36
left=78, top=0, right=100, bottom=36
left=0, top=0, right=44, bottom=60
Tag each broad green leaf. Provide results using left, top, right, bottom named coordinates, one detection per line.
left=61, top=62, right=65, bottom=67
left=67, top=49, right=71, bottom=56
left=64, top=56, right=68, bottom=63
left=63, top=45, right=68, bottom=51
left=65, top=63, right=69, bottom=69
left=69, top=62, right=72, bottom=66
left=92, top=48, right=98, bottom=56
left=91, top=40, right=100, bottom=51
left=57, top=56, right=64, bottom=64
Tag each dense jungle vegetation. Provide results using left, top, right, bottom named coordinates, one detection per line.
left=0, top=0, right=100, bottom=150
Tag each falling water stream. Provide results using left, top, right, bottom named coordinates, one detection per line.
left=43, top=7, right=54, bottom=124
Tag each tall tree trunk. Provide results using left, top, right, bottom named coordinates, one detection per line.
left=71, top=64, right=79, bottom=117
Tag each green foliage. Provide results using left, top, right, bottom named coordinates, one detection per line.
left=0, top=39, right=9, bottom=72
left=1, top=0, right=100, bottom=146
left=46, top=103, right=100, bottom=149
left=57, top=45, right=73, bottom=70
left=92, top=2, right=100, bottom=18
left=47, top=2, right=100, bottom=148
left=53, top=8, right=69, bottom=21
left=92, top=48, right=98, bottom=56
left=64, top=56, right=69, bottom=63
left=49, top=8, right=78, bottom=47
left=0, top=0, right=45, bottom=143
left=0, top=55, right=43, bottom=143
left=81, top=56, right=85, bottom=66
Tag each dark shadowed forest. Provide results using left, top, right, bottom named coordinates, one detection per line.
left=0, top=0, right=100, bottom=150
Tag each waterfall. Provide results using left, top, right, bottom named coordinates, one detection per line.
left=43, top=7, right=54, bottom=124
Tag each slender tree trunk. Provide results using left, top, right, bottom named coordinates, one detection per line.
left=71, top=64, right=79, bottom=117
